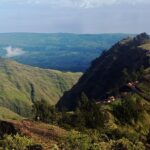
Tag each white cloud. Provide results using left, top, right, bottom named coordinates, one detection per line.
left=71, top=0, right=150, bottom=8
left=71, top=0, right=118, bottom=8
left=5, top=46, right=25, bottom=57
left=1, top=0, right=150, bottom=8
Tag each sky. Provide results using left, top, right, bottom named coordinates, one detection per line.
left=0, top=0, right=150, bottom=34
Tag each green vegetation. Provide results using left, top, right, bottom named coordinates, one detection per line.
left=72, top=93, right=106, bottom=129
left=112, top=94, right=145, bottom=124
left=0, top=134, right=39, bottom=150
left=0, top=33, right=149, bottom=149
left=0, top=58, right=81, bottom=117
left=30, top=93, right=150, bottom=149
left=61, top=131, right=100, bottom=150
left=32, top=99, right=56, bottom=123
left=0, top=33, right=130, bottom=72
left=0, top=106, right=22, bottom=120
left=139, top=42, right=150, bottom=51
left=53, top=33, right=150, bottom=149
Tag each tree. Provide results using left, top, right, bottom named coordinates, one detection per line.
left=113, top=95, right=144, bottom=124
left=59, top=93, right=106, bottom=129
left=138, top=66, right=145, bottom=79
left=78, top=92, right=89, bottom=111
left=131, top=71, right=138, bottom=81
left=30, top=83, right=35, bottom=103
left=32, top=99, right=56, bottom=123
left=75, top=93, right=105, bottom=129
left=86, top=101, right=105, bottom=129
left=122, top=68, right=131, bottom=83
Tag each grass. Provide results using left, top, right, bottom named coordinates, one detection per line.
left=0, top=58, right=82, bottom=117
left=0, top=106, right=23, bottom=120
left=138, top=42, right=150, bottom=51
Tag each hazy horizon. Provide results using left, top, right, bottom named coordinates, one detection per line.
left=0, top=0, right=150, bottom=34
left=0, top=32, right=142, bottom=35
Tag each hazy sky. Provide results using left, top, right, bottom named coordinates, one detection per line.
left=0, top=0, right=150, bottom=34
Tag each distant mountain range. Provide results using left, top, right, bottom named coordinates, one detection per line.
left=0, top=33, right=131, bottom=72
left=57, top=33, right=150, bottom=110
left=0, top=58, right=81, bottom=117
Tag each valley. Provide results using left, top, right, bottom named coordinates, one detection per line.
left=0, top=58, right=81, bottom=117
left=0, top=33, right=149, bottom=150
left=0, top=0, right=149, bottom=149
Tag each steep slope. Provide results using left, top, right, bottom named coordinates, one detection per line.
left=57, top=33, right=150, bottom=110
left=136, top=68, right=150, bottom=100
left=0, top=58, right=81, bottom=116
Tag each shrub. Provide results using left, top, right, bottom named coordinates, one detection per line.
left=111, top=138, right=145, bottom=150
left=112, top=95, right=144, bottom=124
left=0, top=134, right=36, bottom=150
left=61, top=131, right=100, bottom=150
left=98, top=138, right=145, bottom=150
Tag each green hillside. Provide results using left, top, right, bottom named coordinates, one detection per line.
left=0, top=106, right=22, bottom=120
left=0, top=58, right=82, bottom=117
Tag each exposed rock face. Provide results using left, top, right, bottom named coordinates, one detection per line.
left=57, top=33, right=150, bottom=110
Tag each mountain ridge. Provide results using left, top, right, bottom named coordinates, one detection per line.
left=57, top=33, right=150, bottom=110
